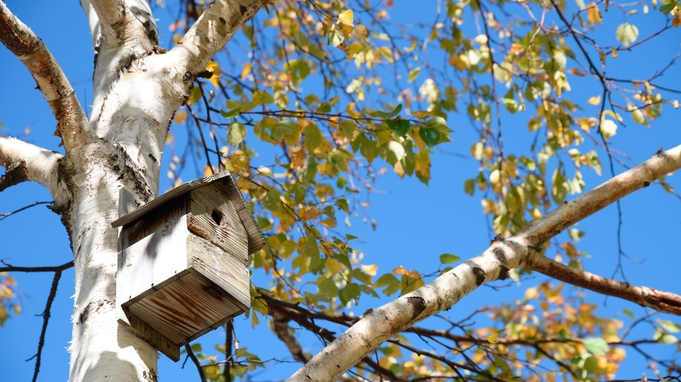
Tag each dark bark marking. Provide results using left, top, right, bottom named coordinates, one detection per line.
left=643, top=181, right=650, bottom=187
left=498, top=266, right=510, bottom=281
left=406, top=296, right=426, bottom=320
left=472, top=267, right=486, bottom=286
left=219, top=17, right=227, bottom=24
left=492, top=247, right=508, bottom=265
left=240, top=5, right=248, bottom=14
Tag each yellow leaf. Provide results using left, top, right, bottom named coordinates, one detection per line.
left=355, top=23, right=368, bottom=39
left=412, top=110, right=433, bottom=119
left=361, top=264, right=378, bottom=276
left=241, top=62, right=252, bottom=81
left=587, top=95, right=601, bottom=105
left=338, top=9, right=354, bottom=26
left=174, top=110, right=188, bottom=123
left=206, top=61, right=220, bottom=88
left=587, top=3, right=602, bottom=25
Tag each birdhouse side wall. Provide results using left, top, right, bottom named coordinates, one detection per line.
left=187, top=183, right=249, bottom=265
left=187, top=234, right=251, bottom=311
left=117, top=196, right=190, bottom=307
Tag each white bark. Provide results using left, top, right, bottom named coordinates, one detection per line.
left=287, top=145, right=681, bottom=382
left=3, top=0, right=268, bottom=381
left=0, top=136, right=70, bottom=207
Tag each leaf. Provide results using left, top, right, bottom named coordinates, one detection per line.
left=338, top=9, right=354, bottom=26
left=373, top=273, right=400, bottom=296
left=631, top=108, right=649, bottom=126
left=439, top=253, right=460, bottom=264
left=375, top=103, right=403, bottom=118
left=599, top=118, right=618, bottom=138
left=386, top=119, right=409, bottom=137
left=657, top=319, right=681, bottom=333
left=412, top=110, right=433, bottom=119
left=228, top=122, right=246, bottom=146
left=187, top=86, right=202, bottom=105
left=304, top=123, right=324, bottom=151
left=419, top=127, right=440, bottom=148
left=616, top=23, right=639, bottom=46
left=583, top=337, right=608, bottom=355
left=355, top=23, right=368, bottom=39
left=407, top=67, right=421, bottom=83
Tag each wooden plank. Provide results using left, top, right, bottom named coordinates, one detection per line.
left=125, top=311, right=181, bottom=362
left=111, top=170, right=264, bottom=256
left=117, top=197, right=189, bottom=306
left=126, top=270, right=245, bottom=346
left=187, top=183, right=249, bottom=264
left=112, top=171, right=233, bottom=228
left=187, top=234, right=251, bottom=310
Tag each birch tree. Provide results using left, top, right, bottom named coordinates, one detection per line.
left=1, top=1, right=681, bottom=381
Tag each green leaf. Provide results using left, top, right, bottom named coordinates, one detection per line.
left=228, top=122, right=246, bottom=146
left=660, top=1, right=678, bottom=14
left=439, top=253, right=460, bottom=264
left=386, top=119, right=410, bottom=137
left=583, top=337, right=608, bottom=355
left=304, top=123, right=324, bottom=151
left=220, top=108, right=240, bottom=119
left=373, top=273, right=400, bottom=296
left=187, top=86, right=202, bottom=105
left=375, top=104, right=403, bottom=118
left=318, top=276, right=339, bottom=297
left=657, top=319, right=681, bottom=333
left=419, top=127, right=440, bottom=148
left=339, top=283, right=361, bottom=305
left=615, top=22, right=639, bottom=46
left=407, top=67, right=421, bottom=83
left=654, top=327, right=678, bottom=344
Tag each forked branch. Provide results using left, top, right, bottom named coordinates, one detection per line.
left=0, top=1, right=94, bottom=151
left=167, top=0, right=269, bottom=79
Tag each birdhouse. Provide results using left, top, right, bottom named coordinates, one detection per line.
left=111, top=171, right=264, bottom=361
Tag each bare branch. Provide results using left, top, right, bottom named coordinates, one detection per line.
left=526, top=252, right=681, bottom=315
left=25, top=264, right=69, bottom=382
left=183, top=344, right=207, bottom=382
left=0, top=136, right=71, bottom=208
left=0, top=260, right=74, bottom=273
left=287, top=144, right=681, bottom=381
left=167, top=0, right=268, bottom=79
left=0, top=201, right=53, bottom=222
left=0, top=1, right=94, bottom=151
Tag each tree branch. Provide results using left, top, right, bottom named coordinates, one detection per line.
left=0, top=136, right=71, bottom=208
left=287, top=145, right=681, bottom=381
left=167, top=0, right=268, bottom=79
left=24, top=264, right=69, bottom=382
left=525, top=252, right=681, bottom=315
left=0, top=159, right=28, bottom=191
left=0, top=1, right=94, bottom=151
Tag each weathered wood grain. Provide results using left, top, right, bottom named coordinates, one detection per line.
left=187, top=184, right=249, bottom=264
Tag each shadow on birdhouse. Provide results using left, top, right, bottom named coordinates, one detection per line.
left=111, top=171, right=264, bottom=361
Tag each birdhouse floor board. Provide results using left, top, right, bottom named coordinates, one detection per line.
left=125, top=268, right=245, bottom=347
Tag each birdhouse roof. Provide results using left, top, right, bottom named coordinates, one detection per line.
left=111, top=171, right=264, bottom=254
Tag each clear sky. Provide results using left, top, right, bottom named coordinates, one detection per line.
left=1, top=0, right=680, bottom=381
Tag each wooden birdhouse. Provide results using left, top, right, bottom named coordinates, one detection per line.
left=111, top=171, right=264, bottom=361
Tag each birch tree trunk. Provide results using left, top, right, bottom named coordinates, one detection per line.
left=0, top=1, right=266, bottom=380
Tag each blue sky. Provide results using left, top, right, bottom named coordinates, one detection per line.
left=1, top=0, right=680, bottom=381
